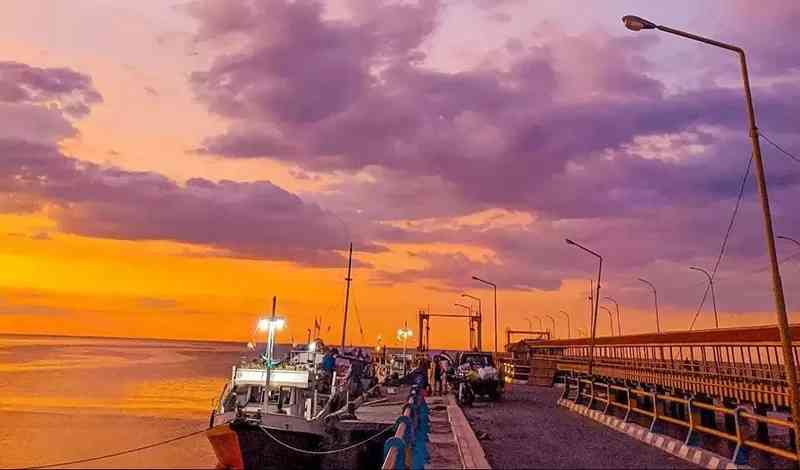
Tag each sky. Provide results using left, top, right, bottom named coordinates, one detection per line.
left=0, top=0, right=799, bottom=350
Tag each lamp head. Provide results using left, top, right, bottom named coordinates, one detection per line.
left=622, top=15, right=656, bottom=31
left=471, top=275, right=480, bottom=281
left=565, top=238, right=575, bottom=245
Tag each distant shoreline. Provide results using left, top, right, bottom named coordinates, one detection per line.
left=0, top=332, right=408, bottom=351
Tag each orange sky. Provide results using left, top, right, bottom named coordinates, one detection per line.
left=1, top=1, right=798, bottom=351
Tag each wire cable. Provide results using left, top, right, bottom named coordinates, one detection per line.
left=761, top=132, right=800, bottom=164
left=25, top=428, right=209, bottom=469
left=259, top=422, right=394, bottom=455
left=689, top=154, right=753, bottom=330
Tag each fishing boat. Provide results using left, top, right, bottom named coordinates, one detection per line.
left=206, top=246, right=388, bottom=470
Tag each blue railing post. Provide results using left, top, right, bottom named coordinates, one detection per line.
left=383, top=436, right=406, bottom=469
left=383, top=385, right=430, bottom=470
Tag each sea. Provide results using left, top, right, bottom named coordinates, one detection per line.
left=0, top=334, right=262, bottom=469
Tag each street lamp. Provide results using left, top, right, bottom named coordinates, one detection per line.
left=623, top=15, right=799, bottom=452
left=545, top=314, right=557, bottom=339
left=472, top=276, right=498, bottom=354
left=603, top=297, right=622, bottom=337
left=599, top=306, right=615, bottom=336
left=462, top=293, right=482, bottom=351
left=565, top=239, right=602, bottom=374
left=531, top=315, right=543, bottom=330
left=455, top=302, right=474, bottom=349
left=690, top=266, right=719, bottom=329
left=559, top=310, right=571, bottom=338
left=638, top=278, right=661, bottom=333
left=397, top=322, right=413, bottom=374
left=524, top=317, right=533, bottom=331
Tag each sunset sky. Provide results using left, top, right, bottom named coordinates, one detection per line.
left=1, top=0, right=799, bottom=349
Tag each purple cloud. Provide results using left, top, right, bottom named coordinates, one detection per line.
left=0, top=61, right=102, bottom=118
left=0, top=61, right=379, bottom=268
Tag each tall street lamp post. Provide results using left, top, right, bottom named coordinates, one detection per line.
left=599, top=305, right=615, bottom=336
left=462, top=293, right=483, bottom=350
left=559, top=310, right=571, bottom=338
left=472, top=276, right=498, bottom=354
left=623, top=15, right=800, bottom=453
left=603, top=297, right=622, bottom=336
left=524, top=317, right=533, bottom=331
left=455, top=303, right=474, bottom=349
left=532, top=315, right=543, bottom=330
left=566, top=239, right=602, bottom=374
left=545, top=314, right=557, bottom=339
left=638, top=278, right=661, bottom=334
left=690, top=266, right=719, bottom=329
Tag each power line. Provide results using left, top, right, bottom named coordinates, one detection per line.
left=761, top=132, right=800, bottom=164
left=689, top=154, right=753, bottom=330
left=27, top=428, right=208, bottom=469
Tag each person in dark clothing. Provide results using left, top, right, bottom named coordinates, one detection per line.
left=347, top=357, right=365, bottom=397
left=403, top=358, right=430, bottom=395
left=432, top=354, right=443, bottom=395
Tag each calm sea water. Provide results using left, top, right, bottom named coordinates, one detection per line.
left=0, top=334, right=258, bottom=469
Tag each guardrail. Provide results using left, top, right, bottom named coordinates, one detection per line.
left=529, top=341, right=798, bottom=406
left=564, top=375, right=799, bottom=464
left=500, top=360, right=531, bottom=384
left=382, top=385, right=430, bottom=470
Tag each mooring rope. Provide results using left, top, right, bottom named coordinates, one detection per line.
left=22, top=428, right=209, bottom=469
left=259, top=423, right=394, bottom=455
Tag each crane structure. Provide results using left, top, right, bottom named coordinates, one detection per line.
left=417, top=308, right=482, bottom=351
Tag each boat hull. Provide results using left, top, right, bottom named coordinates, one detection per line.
left=206, top=421, right=385, bottom=470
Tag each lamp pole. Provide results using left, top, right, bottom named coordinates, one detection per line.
left=600, top=306, right=615, bottom=336
left=462, top=293, right=482, bottom=350
left=690, top=266, right=719, bottom=329
left=603, top=297, right=622, bottom=337
left=532, top=315, right=543, bottom=330
left=559, top=310, right=571, bottom=338
left=545, top=314, right=557, bottom=339
left=566, top=239, right=602, bottom=374
left=623, top=16, right=799, bottom=454
left=455, top=303, right=474, bottom=349
left=638, top=278, right=661, bottom=333
left=472, top=276, right=498, bottom=354
left=524, top=317, right=533, bottom=331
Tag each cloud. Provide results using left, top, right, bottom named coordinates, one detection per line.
left=182, top=0, right=800, bottom=312
left=0, top=61, right=380, bottom=268
left=0, top=61, right=102, bottom=118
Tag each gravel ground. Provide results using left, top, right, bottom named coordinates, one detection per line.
left=462, top=385, right=699, bottom=469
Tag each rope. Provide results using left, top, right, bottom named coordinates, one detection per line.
left=24, top=428, right=208, bottom=469
left=688, top=154, right=752, bottom=330
left=761, top=131, right=800, bottom=164
left=259, top=422, right=394, bottom=455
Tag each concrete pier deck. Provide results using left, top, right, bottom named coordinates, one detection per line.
left=463, top=385, right=700, bottom=469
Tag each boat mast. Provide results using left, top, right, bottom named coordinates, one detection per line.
left=340, top=242, right=353, bottom=349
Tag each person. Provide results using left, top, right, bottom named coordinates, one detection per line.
left=403, top=358, right=430, bottom=395
left=347, top=355, right=366, bottom=398
left=320, top=348, right=337, bottom=392
left=432, top=354, right=443, bottom=395
left=436, top=354, right=451, bottom=395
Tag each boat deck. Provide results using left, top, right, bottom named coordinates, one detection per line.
left=338, top=386, right=411, bottom=432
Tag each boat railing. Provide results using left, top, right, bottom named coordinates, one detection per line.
left=381, top=385, right=430, bottom=470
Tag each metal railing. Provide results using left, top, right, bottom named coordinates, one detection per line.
left=530, top=342, right=800, bottom=406
left=382, top=385, right=430, bottom=470
left=564, top=375, right=799, bottom=464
